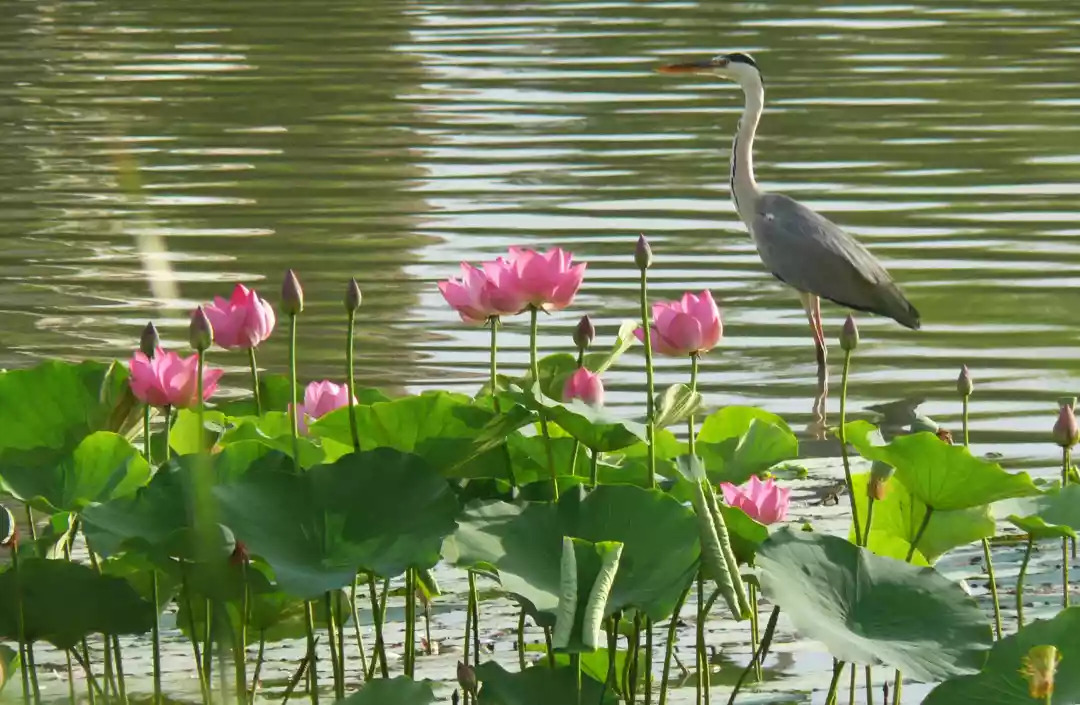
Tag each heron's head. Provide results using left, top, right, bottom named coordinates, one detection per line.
left=658, top=52, right=760, bottom=84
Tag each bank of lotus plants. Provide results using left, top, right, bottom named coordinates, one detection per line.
left=0, top=238, right=1078, bottom=705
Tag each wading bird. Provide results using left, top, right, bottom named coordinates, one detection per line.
left=659, top=53, right=920, bottom=380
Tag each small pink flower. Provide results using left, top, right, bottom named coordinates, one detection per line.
left=500, top=247, right=586, bottom=312
left=563, top=367, right=604, bottom=406
left=720, top=476, right=790, bottom=525
left=634, top=291, right=722, bottom=357
left=295, top=381, right=356, bottom=433
left=128, top=348, right=224, bottom=409
left=203, top=284, right=276, bottom=349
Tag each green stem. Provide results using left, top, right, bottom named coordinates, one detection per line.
left=70, top=647, right=105, bottom=703
left=288, top=313, right=300, bottom=468
left=629, top=612, right=642, bottom=705
left=891, top=671, right=902, bottom=705
left=589, top=448, right=599, bottom=488
left=469, top=571, right=480, bottom=667
left=605, top=615, right=619, bottom=702
left=324, top=593, right=342, bottom=701
left=687, top=354, right=699, bottom=457
left=639, top=268, right=657, bottom=487
left=863, top=498, right=875, bottom=548
left=304, top=601, right=319, bottom=705
left=346, top=311, right=359, bottom=451
left=112, top=635, right=128, bottom=704
left=749, top=584, right=761, bottom=682
left=66, top=651, right=76, bottom=705
left=517, top=607, right=527, bottom=671
left=370, top=578, right=389, bottom=679
left=962, top=395, right=969, bottom=447
left=839, top=348, right=863, bottom=546
left=530, top=307, right=558, bottom=499
left=544, top=626, right=555, bottom=668
left=982, top=539, right=1002, bottom=640
left=237, top=566, right=250, bottom=705
left=659, top=582, right=691, bottom=705
left=848, top=663, right=856, bottom=705
left=865, top=666, right=874, bottom=705
left=179, top=566, right=209, bottom=703
left=1064, top=447, right=1072, bottom=608
left=464, top=572, right=473, bottom=668
left=248, top=347, right=262, bottom=416
left=349, top=577, right=367, bottom=679
left=1017, top=536, right=1033, bottom=627
left=696, top=571, right=708, bottom=705
left=203, top=600, right=213, bottom=699
left=825, top=660, right=845, bottom=705
left=25, top=643, right=40, bottom=704
left=164, top=406, right=172, bottom=462
left=726, top=606, right=779, bottom=705
left=11, top=536, right=30, bottom=705
left=488, top=318, right=518, bottom=490
left=249, top=632, right=265, bottom=704
left=405, top=569, right=417, bottom=678
left=644, top=617, right=655, bottom=705
left=893, top=506, right=932, bottom=705
left=24, top=506, right=36, bottom=543
left=573, top=653, right=582, bottom=705
left=336, top=593, right=346, bottom=689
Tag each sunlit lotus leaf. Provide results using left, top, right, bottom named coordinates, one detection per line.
left=443, top=484, right=698, bottom=626
left=506, top=383, right=646, bottom=453
left=757, top=528, right=992, bottom=680
left=1007, top=515, right=1077, bottom=540
left=653, top=384, right=704, bottom=429
left=168, top=409, right=227, bottom=455
left=846, top=421, right=1041, bottom=510
left=695, top=407, right=798, bottom=485
left=0, top=432, right=150, bottom=515
left=850, top=473, right=993, bottom=564
left=335, top=677, right=437, bottom=705
left=220, top=412, right=326, bottom=467
left=923, top=608, right=1080, bottom=705
left=476, top=662, right=616, bottom=705
left=0, top=558, right=154, bottom=649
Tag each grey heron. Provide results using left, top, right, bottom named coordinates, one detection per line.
left=659, top=53, right=920, bottom=376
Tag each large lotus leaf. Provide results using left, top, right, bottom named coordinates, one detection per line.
left=0, top=558, right=154, bottom=649
left=1028, top=483, right=1080, bottom=530
left=506, top=383, right=646, bottom=453
left=850, top=473, right=993, bottom=564
left=220, top=412, right=326, bottom=468
left=336, top=677, right=436, bottom=705
left=757, top=529, right=992, bottom=680
left=477, top=662, right=616, bottom=705
left=443, top=484, right=699, bottom=625
left=695, top=407, right=798, bottom=485
left=168, top=409, right=227, bottom=456
left=717, top=504, right=769, bottom=566
left=309, top=391, right=511, bottom=480
left=214, top=448, right=459, bottom=598
left=1007, top=515, right=1077, bottom=540
left=923, top=607, right=1080, bottom=704
left=846, top=421, right=1040, bottom=510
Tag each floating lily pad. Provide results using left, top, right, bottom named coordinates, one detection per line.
left=476, top=662, right=616, bottom=705
left=757, top=528, right=992, bottom=680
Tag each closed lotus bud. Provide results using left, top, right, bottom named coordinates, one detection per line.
left=345, top=277, right=362, bottom=314
left=281, top=269, right=304, bottom=316
left=868, top=460, right=894, bottom=501
left=456, top=661, right=478, bottom=696
left=0, top=506, right=14, bottom=548
left=957, top=365, right=973, bottom=398
left=634, top=234, right=653, bottom=270
left=140, top=321, right=159, bottom=358
left=189, top=306, right=214, bottom=352
left=839, top=314, right=859, bottom=352
left=573, top=315, right=595, bottom=351
left=1053, top=403, right=1079, bottom=449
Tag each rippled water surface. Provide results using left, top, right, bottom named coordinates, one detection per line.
left=3, top=1, right=1080, bottom=464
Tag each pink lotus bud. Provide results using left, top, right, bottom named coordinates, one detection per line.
left=635, top=234, right=653, bottom=270
left=720, top=475, right=791, bottom=525
left=1053, top=403, right=1079, bottom=449
left=140, top=322, right=159, bottom=358
left=573, top=315, right=595, bottom=351
left=189, top=306, right=214, bottom=352
left=634, top=291, right=722, bottom=357
left=294, top=380, right=357, bottom=433
left=456, top=661, right=478, bottom=696
left=128, top=348, right=224, bottom=409
left=840, top=314, right=859, bottom=352
left=957, top=365, right=973, bottom=397
left=345, top=278, right=362, bottom=314
left=202, top=284, right=276, bottom=350
left=563, top=367, right=604, bottom=406
left=281, top=269, right=304, bottom=316
left=500, top=247, right=586, bottom=312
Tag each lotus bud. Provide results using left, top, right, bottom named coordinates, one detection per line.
left=456, top=661, right=478, bottom=696
left=189, top=306, right=214, bottom=352
left=573, top=315, right=595, bottom=352
left=281, top=269, right=304, bottom=316
left=839, top=314, right=859, bottom=352
left=1053, top=403, right=1079, bottom=449
left=957, top=365, right=973, bottom=398
left=634, top=234, right=653, bottom=270
left=345, top=277, right=362, bottom=314
left=0, top=506, right=14, bottom=548
left=140, top=321, right=159, bottom=358
left=868, top=460, right=894, bottom=501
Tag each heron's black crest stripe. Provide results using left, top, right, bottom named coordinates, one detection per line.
left=726, top=52, right=758, bottom=68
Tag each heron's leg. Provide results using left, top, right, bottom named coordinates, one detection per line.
left=799, top=293, right=828, bottom=379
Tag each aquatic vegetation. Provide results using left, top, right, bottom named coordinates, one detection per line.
left=1, top=241, right=1079, bottom=705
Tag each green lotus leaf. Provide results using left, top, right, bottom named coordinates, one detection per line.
left=846, top=420, right=1041, bottom=510
left=215, top=373, right=390, bottom=417
left=506, top=383, right=646, bottom=453
left=716, top=504, right=769, bottom=566
left=476, top=662, right=616, bottom=705
left=552, top=537, right=624, bottom=653
left=1007, top=515, right=1077, bottom=540
left=334, top=677, right=437, bottom=705
left=443, top=484, right=698, bottom=626
left=1027, top=484, right=1080, bottom=531
left=923, top=607, right=1080, bottom=704
left=0, top=558, right=154, bottom=649
left=168, top=409, right=227, bottom=456
left=695, top=407, right=798, bottom=485
left=850, top=473, right=994, bottom=563
left=757, top=528, right=992, bottom=680
left=220, top=412, right=326, bottom=467
left=0, top=432, right=150, bottom=515
left=653, top=384, right=704, bottom=429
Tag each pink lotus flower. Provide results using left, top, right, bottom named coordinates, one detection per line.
left=295, top=380, right=356, bottom=433
left=500, top=247, right=586, bottom=312
left=202, top=284, right=276, bottom=350
left=128, top=348, right=224, bottom=409
left=635, top=291, right=722, bottom=357
left=438, top=263, right=517, bottom=325
left=720, top=476, right=790, bottom=525
left=563, top=368, right=604, bottom=406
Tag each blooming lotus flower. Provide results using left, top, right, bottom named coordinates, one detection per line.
left=563, top=367, right=604, bottom=406
left=295, top=380, right=356, bottom=433
left=499, top=247, right=586, bottom=312
left=439, top=263, right=508, bottom=324
left=720, top=475, right=790, bottom=525
left=203, top=284, right=276, bottom=350
left=128, top=348, right=224, bottom=409
left=635, top=291, right=722, bottom=357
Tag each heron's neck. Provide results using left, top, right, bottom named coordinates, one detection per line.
left=730, top=75, right=764, bottom=226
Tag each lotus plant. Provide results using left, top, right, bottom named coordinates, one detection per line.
left=1054, top=401, right=1078, bottom=608
left=203, top=283, right=276, bottom=414
left=721, top=476, right=791, bottom=525
left=296, top=381, right=356, bottom=434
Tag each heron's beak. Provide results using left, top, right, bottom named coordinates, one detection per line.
left=657, top=59, right=723, bottom=74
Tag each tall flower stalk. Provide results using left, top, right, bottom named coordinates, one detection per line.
left=282, top=269, right=304, bottom=467
left=1054, top=401, right=1078, bottom=607
left=530, top=305, right=558, bottom=499
left=838, top=315, right=862, bottom=546
left=139, top=321, right=163, bottom=705
left=345, top=278, right=362, bottom=451
left=202, top=283, right=275, bottom=415
left=635, top=235, right=657, bottom=487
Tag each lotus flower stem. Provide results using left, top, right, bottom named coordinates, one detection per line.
left=69, top=646, right=105, bottom=703
left=423, top=597, right=432, bottom=655
left=280, top=649, right=310, bottom=705
left=658, top=581, right=691, bottom=705
left=890, top=506, right=934, bottom=705
left=111, top=635, right=128, bottom=703
left=1016, top=536, right=1034, bottom=627
left=324, top=592, right=343, bottom=700
left=516, top=608, right=527, bottom=671
left=589, top=448, right=600, bottom=488
left=179, top=565, right=209, bottom=703
left=572, top=652, right=582, bottom=705
left=865, top=666, right=874, bottom=705
left=463, top=583, right=473, bottom=679
left=23, top=507, right=37, bottom=545
left=839, top=348, right=863, bottom=546
left=288, top=313, right=301, bottom=467
left=696, top=571, right=711, bottom=705
left=543, top=626, right=555, bottom=668
left=726, top=605, right=779, bottom=705
left=303, top=602, right=319, bottom=705
left=644, top=618, right=655, bottom=705
left=825, top=659, right=845, bottom=705
left=981, top=539, right=1002, bottom=640
left=349, top=578, right=368, bottom=678
left=628, top=612, right=642, bottom=704
left=248, top=348, right=262, bottom=416
left=164, top=405, right=172, bottom=462
left=1064, top=447, right=1071, bottom=608
left=405, top=568, right=417, bottom=677
left=469, top=571, right=481, bottom=667
left=863, top=499, right=875, bottom=546
left=249, top=632, right=265, bottom=704
left=848, top=664, right=856, bottom=705
left=749, top=583, right=761, bottom=681
left=639, top=270, right=657, bottom=488
left=604, top=615, right=618, bottom=700
left=346, top=310, right=360, bottom=451
left=336, top=594, right=347, bottom=687
left=529, top=306, right=559, bottom=499
left=236, top=566, right=250, bottom=705
left=145, top=397, right=162, bottom=705
left=365, top=576, right=389, bottom=679
left=687, top=354, right=700, bottom=456
left=204, top=600, right=214, bottom=699
left=8, top=530, right=30, bottom=705
left=891, top=673, right=901, bottom=705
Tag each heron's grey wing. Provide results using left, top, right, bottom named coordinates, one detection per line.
left=750, top=193, right=920, bottom=329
